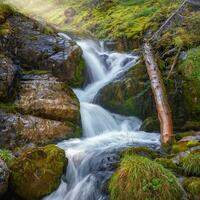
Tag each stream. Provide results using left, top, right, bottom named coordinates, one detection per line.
left=43, top=38, right=160, bottom=200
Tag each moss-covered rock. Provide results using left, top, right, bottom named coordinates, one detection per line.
left=180, top=152, right=200, bottom=176
left=155, top=158, right=178, bottom=173
left=108, top=154, right=183, bottom=200
left=10, top=145, right=66, bottom=200
left=183, top=177, right=200, bottom=200
left=122, top=146, right=159, bottom=160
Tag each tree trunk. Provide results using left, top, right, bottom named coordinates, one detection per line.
left=142, top=42, right=173, bottom=144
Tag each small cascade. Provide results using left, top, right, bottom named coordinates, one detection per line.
left=43, top=38, right=160, bottom=200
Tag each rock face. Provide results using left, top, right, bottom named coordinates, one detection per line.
left=0, top=159, right=9, bottom=196
left=0, top=54, right=19, bottom=101
left=1, top=12, right=85, bottom=87
left=10, top=145, right=66, bottom=200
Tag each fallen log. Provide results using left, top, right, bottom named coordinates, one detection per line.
left=142, top=42, right=173, bottom=144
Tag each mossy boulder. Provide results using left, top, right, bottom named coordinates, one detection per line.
left=0, top=4, right=13, bottom=24
left=183, top=177, right=200, bottom=200
left=10, top=145, right=66, bottom=200
left=108, top=154, right=183, bottom=200
left=122, top=146, right=159, bottom=160
left=180, top=152, right=200, bottom=176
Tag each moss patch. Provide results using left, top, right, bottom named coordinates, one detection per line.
left=155, top=158, right=178, bottom=173
left=183, top=177, right=200, bottom=200
left=0, top=102, right=17, bottom=113
left=10, top=145, right=66, bottom=200
left=108, top=154, right=183, bottom=200
left=122, top=146, right=159, bottom=160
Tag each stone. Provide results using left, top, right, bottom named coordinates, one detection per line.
left=1, top=12, right=85, bottom=87
left=10, top=145, right=66, bottom=200
left=0, top=111, right=79, bottom=149
left=0, top=159, right=9, bottom=196
left=16, top=74, right=80, bottom=122
left=0, top=54, right=19, bottom=101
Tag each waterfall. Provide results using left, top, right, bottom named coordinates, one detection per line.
left=43, top=38, right=160, bottom=200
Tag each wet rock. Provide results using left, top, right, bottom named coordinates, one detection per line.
left=16, top=74, right=80, bottom=122
left=0, top=111, right=79, bottom=149
left=0, top=54, right=19, bottom=101
left=179, top=134, right=200, bottom=143
left=1, top=12, right=85, bottom=87
left=10, top=145, right=66, bottom=200
left=0, top=159, right=9, bottom=196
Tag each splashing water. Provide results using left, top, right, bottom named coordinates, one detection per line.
left=43, top=38, right=160, bottom=200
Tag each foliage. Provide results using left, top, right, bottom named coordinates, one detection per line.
left=22, top=70, right=49, bottom=75
left=183, top=177, right=200, bottom=200
left=108, top=154, right=183, bottom=200
left=181, top=153, right=200, bottom=176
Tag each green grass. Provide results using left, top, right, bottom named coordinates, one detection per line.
left=181, top=153, right=200, bottom=176
left=109, top=154, right=183, bottom=200
left=0, top=149, right=13, bottom=164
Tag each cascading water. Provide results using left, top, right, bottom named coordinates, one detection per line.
left=44, top=38, right=160, bottom=200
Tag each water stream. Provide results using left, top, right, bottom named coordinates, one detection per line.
left=44, top=39, right=160, bottom=200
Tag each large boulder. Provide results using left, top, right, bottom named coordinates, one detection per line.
left=0, top=54, right=19, bottom=101
left=16, top=74, right=80, bottom=122
left=0, top=159, right=9, bottom=197
left=0, top=111, right=78, bottom=149
left=9, top=145, right=66, bottom=200
left=1, top=12, right=85, bottom=87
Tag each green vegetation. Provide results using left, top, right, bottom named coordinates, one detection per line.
left=181, top=153, right=200, bottom=176
left=155, top=158, right=178, bottom=173
left=183, top=177, right=200, bottom=200
left=122, top=146, right=159, bottom=159
left=10, top=145, right=66, bottom=200
left=22, top=69, right=49, bottom=75
left=0, top=102, right=17, bottom=113
left=0, top=4, right=13, bottom=35
left=109, top=154, right=183, bottom=200
left=4, top=0, right=181, bottom=41
left=0, top=149, right=13, bottom=164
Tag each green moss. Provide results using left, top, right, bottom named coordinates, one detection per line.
left=10, top=145, right=66, bottom=200
left=175, top=131, right=197, bottom=141
left=183, top=177, right=200, bottom=200
left=0, top=102, right=17, bottom=113
left=180, top=153, right=200, bottom=176
left=187, top=140, right=200, bottom=148
left=155, top=158, right=178, bottom=173
left=122, top=146, right=159, bottom=160
left=172, top=142, right=188, bottom=154
left=69, top=57, right=86, bottom=87
left=0, top=4, right=13, bottom=23
left=108, top=154, right=183, bottom=200
left=22, top=69, right=49, bottom=75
